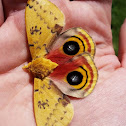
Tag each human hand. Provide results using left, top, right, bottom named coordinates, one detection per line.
left=0, top=0, right=126, bottom=126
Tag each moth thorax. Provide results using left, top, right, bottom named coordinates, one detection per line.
left=23, top=57, right=58, bottom=79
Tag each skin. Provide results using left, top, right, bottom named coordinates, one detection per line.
left=0, top=0, right=126, bottom=126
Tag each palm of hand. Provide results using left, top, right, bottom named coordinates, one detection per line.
left=0, top=0, right=126, bottom=126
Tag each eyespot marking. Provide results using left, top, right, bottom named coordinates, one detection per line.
left=67, top=71, right=83, bottom=86
left=63, top=41, right=80, bottom=55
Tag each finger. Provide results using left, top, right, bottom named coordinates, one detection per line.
left=118, top=19, right=126, bottom=68
left=48, top=0, right=69, bottom=11
left=0, top=0, right=4, bottom=26
left=0, top=10, right=29, bottom=74
left=2, top=0, right=27, bottom=18
left=67, top=0, right=114, bottom=58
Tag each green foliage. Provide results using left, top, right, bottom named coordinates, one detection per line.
left=112, top=0, right=126, bottom=55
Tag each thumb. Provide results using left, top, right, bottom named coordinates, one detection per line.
left=118, top=19, right=126, bottom=68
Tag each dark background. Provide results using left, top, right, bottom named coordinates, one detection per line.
left=112, top=0, right=126, bottom=55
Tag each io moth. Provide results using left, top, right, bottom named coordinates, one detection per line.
left=24, top=0, right=98, bottom=126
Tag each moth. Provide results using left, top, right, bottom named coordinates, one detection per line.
left=24, top=0, right=98, bottom=125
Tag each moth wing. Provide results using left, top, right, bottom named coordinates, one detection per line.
left=25, top=0, right=65, bottom=59
left=34, top=77, right=74, bottom=126
left=49, top=53, right=98, bottom=98
left=46, top=27, right=95, bottom=64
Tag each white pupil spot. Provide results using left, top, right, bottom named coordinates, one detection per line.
left=71, top=76, right=78, bottom=82
left=67, top=45, right=75, bottom=51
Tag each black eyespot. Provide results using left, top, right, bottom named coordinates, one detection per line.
left=67, top=71, right=83, bottom=86
left=63, top=41, right=80, bottom=55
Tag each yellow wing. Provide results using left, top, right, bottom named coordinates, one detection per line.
left=34, top=77, right=74, bottom=126
left=25, top=0, right=74, bottom=126
left=25, top=0, right=65, bottom=59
